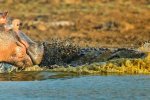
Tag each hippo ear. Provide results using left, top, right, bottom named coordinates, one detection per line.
left=2, top=11, right=8, bottom=18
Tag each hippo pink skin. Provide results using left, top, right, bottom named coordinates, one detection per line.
left=0, top=11, right=7, bottom=24
left=0, top=30, right=44, bottom=68
left=0, top=31, right=33, bottom=67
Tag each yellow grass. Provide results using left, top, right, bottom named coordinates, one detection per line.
left=48, top=53, right=150, bottom=74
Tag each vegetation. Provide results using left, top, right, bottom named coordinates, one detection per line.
left=22, top=53, right=150, bottom=74
left=0, top=0, right=150, bottom=74
left=49, top=57, right=150, bottom=74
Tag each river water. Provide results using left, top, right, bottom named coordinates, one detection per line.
left=0, top=72, right=150, bottom=100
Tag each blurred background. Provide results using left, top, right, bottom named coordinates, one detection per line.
left=0, top=0, right=150, bottom=47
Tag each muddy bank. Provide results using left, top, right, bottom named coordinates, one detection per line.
left=0, top=0, right=150, bottom=47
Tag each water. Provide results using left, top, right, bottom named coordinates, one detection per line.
left=0, top=72, right=150, bottom=100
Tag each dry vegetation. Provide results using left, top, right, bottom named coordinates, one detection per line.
left=0, top=0, right=150, bottom=48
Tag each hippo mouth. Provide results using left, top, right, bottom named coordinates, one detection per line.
left=9, top=42, right=44, bottom=68
left=26, top=42, right=44, bottom=65
left=15, top=31, right=44, bottom=67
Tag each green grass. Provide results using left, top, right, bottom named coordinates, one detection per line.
left=47, top=57, right=150, bottom=74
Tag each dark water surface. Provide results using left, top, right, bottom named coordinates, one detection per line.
left=0, top=72, right=150, bottom=100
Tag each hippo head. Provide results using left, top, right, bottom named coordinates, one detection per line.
left=0, top=30, right=44, bottom=68
left=0, top=31, right=32, bottom=67
left=0, top=12, right=44, bottom=68
left=17, top=31, right=44, bottom=66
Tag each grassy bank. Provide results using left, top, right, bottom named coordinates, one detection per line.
left=23, top=54, right=150, bottom=74
left=47, top=57, right=150, bottom=74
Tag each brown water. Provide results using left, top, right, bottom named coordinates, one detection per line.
left=0, top=72, right=150, bottom=100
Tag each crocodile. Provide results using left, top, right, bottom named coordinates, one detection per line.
left=39, top=41, right=147, bottom=68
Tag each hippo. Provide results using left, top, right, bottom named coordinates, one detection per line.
left=10, top=19, right=44, bottom=65
left=0, top=11, right=44, bottom=68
